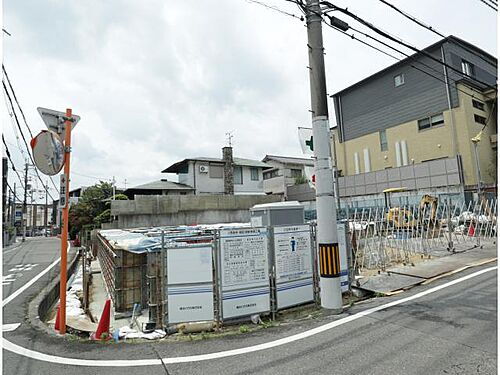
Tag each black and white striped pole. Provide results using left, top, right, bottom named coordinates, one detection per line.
left=305, top=0, right=342, bottom=311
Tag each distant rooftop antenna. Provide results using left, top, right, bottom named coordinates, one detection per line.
left=225, top=131, right=234, bottom=147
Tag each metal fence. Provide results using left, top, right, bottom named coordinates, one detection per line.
left=95, top=223, right=351, bottom=328
left=348, top=198, right=497, bottom=272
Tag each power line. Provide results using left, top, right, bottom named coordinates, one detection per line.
left=287, top=0, right=493, bottom=101
left=2, top=65, right=34, bottom=139
left=319, top=1, right=496, bottom=89
left=2, top=135, right=25, bottom=188
left=478, top=0, right=498, bottom=11
left=376, top=0, right=497, bottom=68
left=245, top=0, right=304, bottom=20
left=2, top=80, right=58, bottom=200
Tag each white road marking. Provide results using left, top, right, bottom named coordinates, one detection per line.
left=1, top=265, right=496, bottom=367
left=9, top=263, right=39, bottom=272
left=2, top=257, right=60, bottom=307
left=3, top=323, right=21, bottom=332
left=2, top=274, right=17, bottom=285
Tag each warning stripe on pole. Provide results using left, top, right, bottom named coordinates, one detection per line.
left=319, top=243, right=340, bottom=278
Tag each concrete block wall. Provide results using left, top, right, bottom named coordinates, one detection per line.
left=110, top=194, right=281, bottom=228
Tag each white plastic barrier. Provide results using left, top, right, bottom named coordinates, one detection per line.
left=218, top=227, right=270, bottom=319
left=166, top=245, right=214, bottom=324
left=273, top=225, right=314, bottom=310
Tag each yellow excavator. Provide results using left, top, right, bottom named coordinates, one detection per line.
left=383, top=188, right=438, bottom=231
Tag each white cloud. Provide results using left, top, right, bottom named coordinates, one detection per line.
left=2, top=0, right=496, bottom=200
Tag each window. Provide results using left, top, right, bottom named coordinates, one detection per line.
left=290, top=169, right=302, bottom=178
left=379, top=130, right=388, bottom=151
left=472, top=99, right=485, bottom=111
left=461, top=60, right=475, bottom=77
left=474, top=114, right=487, bottom=125
left=263, top=169, right=279, bottom=180
left=394, top=73, right=405, bottom=87
left=418, top=113, right=444, bottom=131
left=209, top=164, right=223, bottom=179
left=234, top=166, right=243, bottom=185
left=250, top=167, right=259, bottom=181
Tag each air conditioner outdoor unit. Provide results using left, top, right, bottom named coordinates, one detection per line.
left=199, top=165, right=209, bottom=173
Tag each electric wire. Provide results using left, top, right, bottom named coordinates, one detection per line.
left=2, top=65, right=34, bottom=138
left=287, top=0, right=493, bottom=101
left=245, top=0, right=304, bottom=20
left=478, top=0, right=498, bottom=11
left=2, top=81, right=57, bottom=200
left=318, top=1, right=496, bottom=89
left=2, top=135, right=25, bottom=188
left=376, top=0, right=497, bottom=68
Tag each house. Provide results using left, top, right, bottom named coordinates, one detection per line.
left=261, top=155, right=314, bottom=196
left=162, top=147, right=272, bottom=195
left=329, top=35, right=497, bottom=201
left=123, top=180, right=195, bottom=199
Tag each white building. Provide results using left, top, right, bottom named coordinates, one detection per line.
left=163, top=147, right=271, bottom=195
left=261, top=155, right=314, bottom=196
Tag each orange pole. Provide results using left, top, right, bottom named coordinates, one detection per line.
left=59, top=108, right=73, bottom=335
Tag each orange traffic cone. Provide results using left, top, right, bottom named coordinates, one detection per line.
left=54, top=305, right=60, bottom=331
left=468, top=223, right=475, bottom=236
left=92, top=299, right=111, bottom=340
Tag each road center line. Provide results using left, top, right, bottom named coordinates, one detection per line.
left=1, top=264, right=496, bottom=367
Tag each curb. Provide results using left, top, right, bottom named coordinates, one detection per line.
left=27, top=249, right=81, bottom=337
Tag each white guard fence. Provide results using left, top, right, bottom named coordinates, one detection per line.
left=348, top=198, right=497, bottom=272
left=96, top=222, right=351, bottom=328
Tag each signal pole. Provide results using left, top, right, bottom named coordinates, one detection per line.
left=305, top=0, right=342, bottom=311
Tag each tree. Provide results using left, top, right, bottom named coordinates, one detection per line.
left=68, top=181, right=127, bottom=238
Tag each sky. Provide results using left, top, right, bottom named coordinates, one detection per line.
left=2, top=0, right=497, bottom=204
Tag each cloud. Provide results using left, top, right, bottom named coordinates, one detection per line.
left=3, top=0, right=497, bottom=198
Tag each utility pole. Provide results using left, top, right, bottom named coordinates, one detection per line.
left=45, top=181, right=48, bottom=237
left=305, top=0, right=342, bottom=311
left=112, top=176, right=116, bottom=200
left=22, top=163, right=28, bottom=242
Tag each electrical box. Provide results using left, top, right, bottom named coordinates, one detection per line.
left=250, top=201, right=304, bottom=227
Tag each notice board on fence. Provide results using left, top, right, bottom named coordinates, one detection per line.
left=166, top=245, right=214, bottom=324
left=219, top=227, right=270, bottom=319
left=337, top=223, right=349, bottom=293
left=273, top=225, right=314, bottom=309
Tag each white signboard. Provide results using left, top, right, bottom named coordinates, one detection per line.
left=167, top=246, right=212, bottom=285
left=273, top=225, right=314, bottom=309
left=167, top=285, right=214, bottom=323
left=337, top=223, right=349, bottom=293
left=221, top=286, right=270, bottom=319
left=219, top=227, right=270, bottom=319
left=59, top=174, right=67, bottom=209
left=166, top=246, right=214, bottom=323
left=219, top=228, right=269, bottom=291
left=274, top=225, right=313, bottom=283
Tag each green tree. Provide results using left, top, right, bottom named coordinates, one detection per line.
left=68, top=181, right=127, bottom=238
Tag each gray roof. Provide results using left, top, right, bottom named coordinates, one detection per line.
left=125, top=180, right=194, bottom=191
left=262, top=155, right=314, bottom=166
left=163, top=157, right=271, bottom=173
left=331, top=35, right=497, bottom=98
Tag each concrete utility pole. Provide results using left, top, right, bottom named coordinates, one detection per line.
left=45, top=181, right=49, bottom=237
left=305, top=0, right=342, bottom=311
left=22, top=163, right=29, bottom=242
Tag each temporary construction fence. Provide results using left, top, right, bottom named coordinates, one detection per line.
left=95, top=222, right=351, bottom=328
left=348, top=198, right=497, bottom=272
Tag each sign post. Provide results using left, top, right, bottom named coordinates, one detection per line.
left=36, top=107, right=80, bottom=335
left=58, top=108, right=73, bottom=335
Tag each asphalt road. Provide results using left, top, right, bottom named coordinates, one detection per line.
left=2, top=237, right=497, bottom=375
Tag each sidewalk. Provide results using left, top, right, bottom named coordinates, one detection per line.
left=355, top=242, right=497, bottom=295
